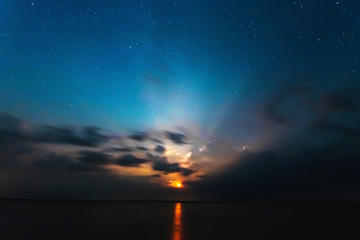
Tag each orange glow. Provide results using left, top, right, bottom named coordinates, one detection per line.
left=169, top=181, right=183, bottom=188
left=173, top=203, right=182, bottom=240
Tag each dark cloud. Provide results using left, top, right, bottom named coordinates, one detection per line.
left=77, top=151, right=112, bottom=165
left=0, top=165, right=184, bottom=200
left=109, top=147, right=133, bottom=152
left=320, top=93, right=357, bottom=111
left=36, top=126, right=108, bottom=147
left=0, top=113, right=115, bottom=171
left=154, top=145, right=166, bottom=154
left=82, top=126, right=109, bottom=146
left=311, top=116, right=360, bottom=142
left=153, top=161, right=183, bottom=173
left=151, top=138, right=164, bottom=144
left=0, top=112, right=29, bottom=139
left=128, top=132, right=147, bottom=142
left=34, top=153, right=109, bottom=172
left=181, top=169, right=196, bottom=177
left=189, top=142, right=360, bottom=201
left=165, top=131, right=188, bottom=144
left=182, top=168, right=197, bottom=176
left=149, top=174, right=162, bottom=178
left=149, top=154, right=196, bottom=176
left=115, top=154, right=150, bottom=167
left=255, top=88, right=360, bottom=132
left=0, top=112, right=111, bottom=148
left=136, top=146, right=149, bottom=151
left=0, top=114, right=183, bottom=200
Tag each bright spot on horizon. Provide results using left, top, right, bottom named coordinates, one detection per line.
left=169, top=181, right=183, bottom=188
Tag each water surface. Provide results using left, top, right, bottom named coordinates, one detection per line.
left=0, top=201, right=359, bottom=239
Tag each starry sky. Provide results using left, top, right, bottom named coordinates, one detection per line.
left=0, top=0, right=360, bottom=201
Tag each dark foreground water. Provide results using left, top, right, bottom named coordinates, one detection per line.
left=1, top=200, right=359, bottom=240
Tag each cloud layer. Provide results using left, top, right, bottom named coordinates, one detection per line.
left=0, top=86, right=359, bottom=201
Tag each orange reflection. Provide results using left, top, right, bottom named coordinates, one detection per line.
left=173, top=203, right=182, bottom=240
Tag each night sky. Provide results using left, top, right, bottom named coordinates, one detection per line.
left=0, top=0, right=360, bottom=201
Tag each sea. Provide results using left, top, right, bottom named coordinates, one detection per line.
left=0, top=200, right=359, bottom=239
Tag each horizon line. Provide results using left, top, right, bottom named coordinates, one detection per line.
left=1, top=198, right=360, bottom=204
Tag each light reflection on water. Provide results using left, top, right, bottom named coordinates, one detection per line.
left=173, top=203, right=182, bottom=240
